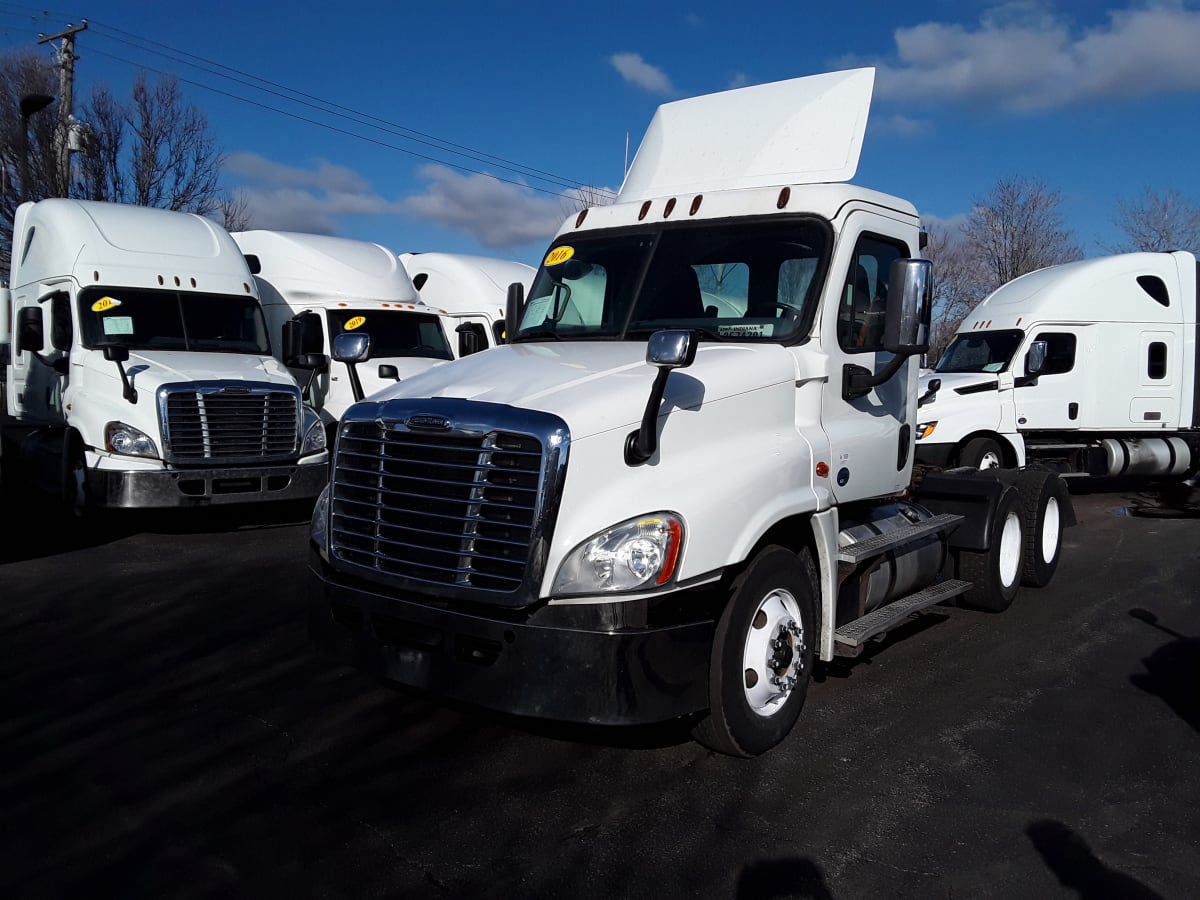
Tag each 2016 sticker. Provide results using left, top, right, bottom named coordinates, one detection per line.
left=344, top=316, right=366, bottom=330
left=544, top=246, right=574, bottom=266
left=91, top=296, right=120, bottom=312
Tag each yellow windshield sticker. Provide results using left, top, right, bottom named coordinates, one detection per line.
left=544, top=246, right=574, bottom=266
left=91, top=296, right=121, bottom=312
left=345, top=315, right=366, bottom=331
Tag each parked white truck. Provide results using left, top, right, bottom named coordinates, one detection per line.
left=233, top=230, right=501, bottom=428
left=916, top=251, right=1200, bottom=478
left=399, top=251, right=535, bottom=346
left=306, top=69, right=1072, bottom=756
left=2, top=199, right=328, bottom=512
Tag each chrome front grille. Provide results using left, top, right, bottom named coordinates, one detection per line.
left=160, top=382, right=301, bottom=464
left=329, top=401, right=569, bottom=605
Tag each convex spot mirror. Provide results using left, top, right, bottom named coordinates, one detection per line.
left=332, top=332, right=371, bottom=364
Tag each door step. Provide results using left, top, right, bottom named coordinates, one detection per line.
left=836, top=513, right=963, bottom=565
left=833, top=579, right=971, bottom=650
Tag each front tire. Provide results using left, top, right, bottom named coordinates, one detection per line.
left=959, top=436, right=1004, bottom=470
left=957, top=486, right=1024, bottom=612
left=692, top=546, right=817, bottom=758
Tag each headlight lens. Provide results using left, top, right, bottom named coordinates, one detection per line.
left=310, top=483, right=331, bottom=561
left=105, top=421, right=159, bottom=458
left=301, top=406, right=327, bottom=455
left=553, top=513, right=684, bottom=595
left=915, top=421, right=938, bottom=440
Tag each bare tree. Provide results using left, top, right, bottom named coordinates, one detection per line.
left=961, top=176, right=1082, bottom=292
left=217, top=188, right=253, bottom=232
left=0, top=51, right=60, bottom=270
left=923, top=222, right=991, bottom=362
left=1108, top=188, right=1200, bottom=253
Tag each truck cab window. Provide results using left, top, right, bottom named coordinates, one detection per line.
left=838, top=235, right=906, bottom=353
left=1033, top=332, right=1076, bottom=375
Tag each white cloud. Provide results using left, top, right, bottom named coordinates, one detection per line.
left=873, top=3, right=1200, bottom=111
left=228, top=153, right=405, bottom=235
left=870, top=113, right=931, bottom=137
left=727, top=71, right=750, bottom=90
left=610, top=52, right=676, bottom=94
left=402, top=164, right=576, bottom=250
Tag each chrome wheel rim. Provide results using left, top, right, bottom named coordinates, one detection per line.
left=742, top=588, right=805, bottom=718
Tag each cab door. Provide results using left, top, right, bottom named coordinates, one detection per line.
left=1012, top=327, right=1089, bottom=431
left=10, top=289, right=71, bottom=425
left=819, top=222, right=916, bottom=503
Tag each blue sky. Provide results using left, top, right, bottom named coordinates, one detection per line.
left=3, top=1, right=1200, bottom=267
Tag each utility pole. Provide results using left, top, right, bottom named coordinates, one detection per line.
left=37, top=19, right=87, bottom=198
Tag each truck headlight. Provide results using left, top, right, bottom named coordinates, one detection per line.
left=301, top=406, right=326, bottom=455
left=310, top=483, right=331, bottom=561
left=105, top=421, right=159, bottom=458
left=915, top=421, right=937, bottom=440
left=553, top=513, right=684, bottom=595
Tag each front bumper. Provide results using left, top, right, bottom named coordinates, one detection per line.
left=308, top=552, right=715, bottom=726
left=88, top=459, right=329, bottom=508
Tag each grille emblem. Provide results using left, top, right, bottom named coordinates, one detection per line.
left=406, top=414, right=451, bottom=430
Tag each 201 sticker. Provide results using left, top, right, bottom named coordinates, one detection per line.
left=345, top=316, right=366, bottom=330
left=91, top=296, right=120, bottom=312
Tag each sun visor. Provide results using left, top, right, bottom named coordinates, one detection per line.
left=617, top=68, right=875, bottom=203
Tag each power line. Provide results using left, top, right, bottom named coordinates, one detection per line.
left=0, top=3, right=616, bottom=200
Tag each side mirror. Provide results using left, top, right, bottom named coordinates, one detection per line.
left=455, top=321, right=485, bottom=356
left=883, top=258, right=932, bottom=354
left=16, top=305, right=44, bottom=354
left=102, top=344, right=129, bottom=363
left=1026, top=340, right=1048, bottom=376
left=332, top=332, right=371, bottom=364
left=504, top=281, right=525, bottom=343
left=281, top=318, right=303, bottom=365
left=100, top=343, right=137, bottom=403
left=378, top=364, right=399, bottom=381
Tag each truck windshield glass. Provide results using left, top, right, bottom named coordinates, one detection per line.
left=935, top=330, right=1025, bottom=374
left=78, top=287, right=271, bottom=355
left=515, top=219, right=828, bottom=344
left=326, top=310, right=452, bottom=360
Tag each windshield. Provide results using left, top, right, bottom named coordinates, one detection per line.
left=78, top=287, right=271, bottom=355
left=935, top=329, right=1025, bottom=374
left=326, top=309, right=452, bottom=360
left=514, top=218, right=829, bottom=344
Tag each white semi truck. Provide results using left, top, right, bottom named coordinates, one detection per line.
left=916, top=251, right=1200, bottom=478
left=306, top=69, right=1072, bottom=757
left=2, top=199, right=328, bottom=512
left=399, top=251, right=536, bottom=346
left=234, top=230, right=502, bottom=428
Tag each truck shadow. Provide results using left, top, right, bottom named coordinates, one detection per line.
left=736, top=857, right=835, bottom=900
left=1128, top=608, right=1200, bottom=735
left=1026, top=819, right=1164, bottom=899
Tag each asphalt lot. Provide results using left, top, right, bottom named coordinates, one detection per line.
left=1, top=484, right=1197, bottom=899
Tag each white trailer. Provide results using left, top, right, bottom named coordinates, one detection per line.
left=233, top=230, right=491, bottom=427
left=306, top=69, right=1072, bottom=756
left=915, top=251, right=1200, bottom=478
left=2, top=199, right=328, bottom=511
left=399, top=251, right=535, bottom=345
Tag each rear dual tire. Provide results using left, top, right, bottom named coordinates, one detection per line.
left=957, top=487, right=1024, bottom=612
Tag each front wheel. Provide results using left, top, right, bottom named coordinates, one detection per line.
left=959, top=436, right=1004, bottom=470
left=692, top=546, right=817, bottom=758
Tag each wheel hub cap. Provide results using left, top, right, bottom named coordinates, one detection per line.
left=743, top=589, right=806, bottom=717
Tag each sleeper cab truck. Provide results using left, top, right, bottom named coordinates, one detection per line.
left=3, top=199, right=327, bottom=512
left=234, top=232, right=521, bottom=432
left=916, top=251, right=1200, bottom=480
left=399, top=251, right=536, bottom=346
left=306, top=68, right=1072, bottom=757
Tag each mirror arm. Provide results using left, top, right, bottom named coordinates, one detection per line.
left=344, top=360, right=364, bottom=403
left=114, top=358, right=138, bottom=404
left=842, top=352, right=911, bottom=402
left=624, top=367, right=672, bottom=466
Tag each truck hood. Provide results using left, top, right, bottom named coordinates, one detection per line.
left=919, top=370, right=999, bottom=396
left=364, top=340, right=797, bottom=440
left=88, top=349, right=298, bottom=395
